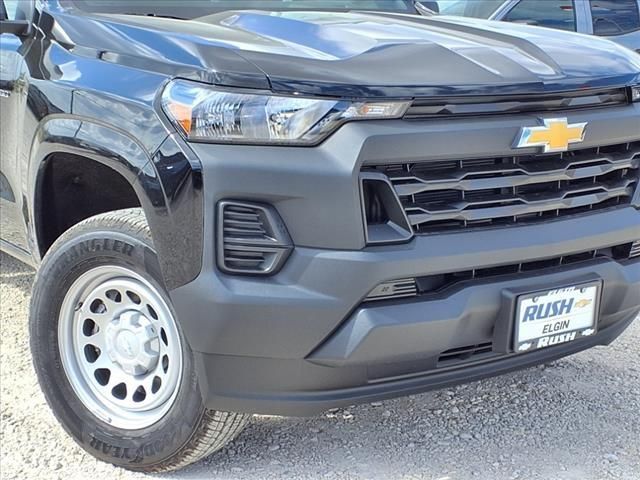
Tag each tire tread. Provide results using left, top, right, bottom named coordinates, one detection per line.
left=47, top=208, right=154, bottom=252
left=144, top=410, right=250, bottom=473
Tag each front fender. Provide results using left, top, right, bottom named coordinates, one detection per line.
left=27, top=116, right=203, bottom=290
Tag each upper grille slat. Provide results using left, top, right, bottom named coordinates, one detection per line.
left=391, top=152, right=639, bottom=196
left=405, top=181, right=634, bottom=226
left=369, top=142, right=639, bottom=234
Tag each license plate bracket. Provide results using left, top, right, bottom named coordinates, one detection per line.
left=513, top=281, right=601, bottom=353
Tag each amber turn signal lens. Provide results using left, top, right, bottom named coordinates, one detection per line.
left=166, top=102, right=193, bottom=134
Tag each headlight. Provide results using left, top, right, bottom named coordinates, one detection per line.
left=632, top=85, right=640, bottom=103
left=162, top=80, right=410, bottom=145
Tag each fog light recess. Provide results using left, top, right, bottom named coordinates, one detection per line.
left=217, top=201, right=292, bottom=275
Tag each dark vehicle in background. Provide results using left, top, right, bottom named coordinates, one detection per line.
left=435, top=0, right=640, bottom=52
left=1, top=0, right=640, bottom=474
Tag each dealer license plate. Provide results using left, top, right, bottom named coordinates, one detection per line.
left=514, top=282, right=600, bottom=353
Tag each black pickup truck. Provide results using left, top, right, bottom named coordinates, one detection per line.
left=1, top=0, right=639, bottom=473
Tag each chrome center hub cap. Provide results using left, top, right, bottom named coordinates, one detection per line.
left=105, top=311, right=160, bottom=375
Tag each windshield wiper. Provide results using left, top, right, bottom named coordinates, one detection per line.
left=122, top=13, right=187, bottom=20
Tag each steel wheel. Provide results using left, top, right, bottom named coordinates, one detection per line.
left=32, top=209, right=249, bottom=472
left=58, top=265, right=182, bottom=429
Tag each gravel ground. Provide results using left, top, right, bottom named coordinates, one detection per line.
left=1, top=251, right=639, bottom=480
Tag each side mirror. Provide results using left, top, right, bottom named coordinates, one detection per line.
left=0, top=20, right=32, bottom=36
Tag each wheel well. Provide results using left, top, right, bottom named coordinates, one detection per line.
left=37, top=153, right=142, bottom=255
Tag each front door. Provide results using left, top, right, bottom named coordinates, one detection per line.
left=0, top=0, right=34, bottom=252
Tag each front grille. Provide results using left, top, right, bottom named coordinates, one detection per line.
left=370, top=142, right=639, bottom=234
left=363, top=243, right=632, bottom=304
left=417, top=243, right=633, bottom=296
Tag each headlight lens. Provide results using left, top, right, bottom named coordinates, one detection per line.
left=162, top=80, right=410, bottom=145
left=632, top=85, right=640, bottom=103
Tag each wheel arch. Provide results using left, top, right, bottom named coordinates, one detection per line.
left=27, top=115, right=204, bottom=290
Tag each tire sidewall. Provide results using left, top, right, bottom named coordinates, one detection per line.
left=30, top=227, right=206, bottom=469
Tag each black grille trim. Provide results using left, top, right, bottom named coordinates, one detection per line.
left=404, top=88, right=630, bottom=119
left=369, top=142, right=640, bottom=235
left=217, top=201, right=292, bottom=275
left=362, top=244, right=632, bottom=306
left=438, top=342, right=496, bottom=368
left=416, top=243, right=633, bottom=297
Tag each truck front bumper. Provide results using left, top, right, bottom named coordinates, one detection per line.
left=174, top=245, right=639, bottom=416
left=169, top=109, right=640, bottom=416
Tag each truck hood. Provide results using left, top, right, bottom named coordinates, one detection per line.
left=52, top=9, right=640, bottom=98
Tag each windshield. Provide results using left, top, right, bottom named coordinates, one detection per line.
left=67, top=0, right=419, bottom=19
left=437, top=0, right=504, bottom=18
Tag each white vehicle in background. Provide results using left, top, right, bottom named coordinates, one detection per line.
left=428, top=0, right=640, bottom=53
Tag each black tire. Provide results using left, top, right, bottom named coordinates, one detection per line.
left=29, top=208, right=249, bottom=472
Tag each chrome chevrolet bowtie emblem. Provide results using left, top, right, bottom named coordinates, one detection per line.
left=515, top=118, right=587, bottom=153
